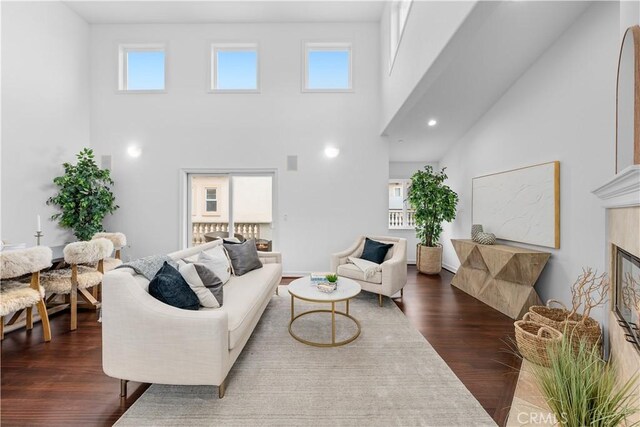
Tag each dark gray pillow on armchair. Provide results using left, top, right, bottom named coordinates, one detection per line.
left=223, top=239, right=263, bottom=276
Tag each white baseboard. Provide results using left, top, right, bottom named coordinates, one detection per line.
left=442, top=262, right=458, bottom=274
left=283, top=271, right=308, bottom=278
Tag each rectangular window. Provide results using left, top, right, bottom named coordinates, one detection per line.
left=388, top=179, right=414, bottom=229
left=389, top=0, right=413, bottom=73
left=304, top=42, right=352, bottom=92
left=211, top=43, right=259, bottom=92
left=118, top=44, right=166, bottom=92
left=205, top=188, right=218, bottom=212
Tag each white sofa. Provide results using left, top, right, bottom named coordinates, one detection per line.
left=102, top=240, right=282, bottom=398
left=330, top=236, right=407, bottom=307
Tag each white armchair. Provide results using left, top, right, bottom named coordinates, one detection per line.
left=330, top=236, right=407, bottom=306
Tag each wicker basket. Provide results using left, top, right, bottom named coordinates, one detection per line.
left=514, top=313, right=563, bottom=367
left=528, top=299, right=602, bottom=353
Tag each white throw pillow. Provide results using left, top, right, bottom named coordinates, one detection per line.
left=199, top=245, right=232, bottom=284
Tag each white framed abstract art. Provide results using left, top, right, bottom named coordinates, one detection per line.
left=472, top=161, right=560, bottom=249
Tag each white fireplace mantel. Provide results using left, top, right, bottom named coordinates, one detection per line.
left=592, top=165, right=640, bottom=208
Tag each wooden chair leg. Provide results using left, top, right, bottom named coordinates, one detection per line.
left=36, top=299, right=52, bottom=342
left=26, top=307, right=33, bottom=330
left=92, top=284, right=100, bottom=301
left=71, top=265, right=78, bottom=331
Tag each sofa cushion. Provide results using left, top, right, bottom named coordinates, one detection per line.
left=337, top=263, right=382, bottom=284
left=148, top=262, right=199, bottom=311
left=206, top=263, right=280, bottom=349
left=360, top=238, right=394, bottom=264
left=223, top=239, right=263, bottom=276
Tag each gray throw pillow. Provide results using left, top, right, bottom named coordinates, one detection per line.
left=178, top=262, right=224, bottom=308
left=223, top=239, right=263, bottom=276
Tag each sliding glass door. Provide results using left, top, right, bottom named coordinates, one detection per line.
left=187, top=172, right=274, bottom=250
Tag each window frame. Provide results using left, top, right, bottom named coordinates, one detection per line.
left=118, top=43, right=167, bottom=93
left=388, top=0, right=413, bottom=75
left=302, top=41, right=353, bottom=93
left=209, top=42, right=260, bottom=93
left=204, top=187, right=219, bottom=214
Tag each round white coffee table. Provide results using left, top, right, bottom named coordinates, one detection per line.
left=288, top=276, right=361, bottom=347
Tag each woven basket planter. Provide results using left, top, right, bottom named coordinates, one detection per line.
left=514, top=313, right=563, bottom=367
left=417, top=244, right=442, bottom=275
left=528, top=299, right=602, bottom=353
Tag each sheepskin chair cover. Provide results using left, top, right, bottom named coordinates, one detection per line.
left=64, top=238, right=113, bottom=265
left=92, top=232, right=127, bottom=249
left=0, top=281, right=45, bottom=317
left=88, top=257, right=123, bottom=272
left=0, top=246, right=52, bottom=280
left=41, top=266, right=103, bottom=294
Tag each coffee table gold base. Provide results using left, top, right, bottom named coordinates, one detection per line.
left=289, top=297, right=361, bottom=347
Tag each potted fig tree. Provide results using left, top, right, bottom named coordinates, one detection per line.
left=408, top=166, right=458, bottom=274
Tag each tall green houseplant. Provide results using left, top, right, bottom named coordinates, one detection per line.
left=47, top=148, right=119, bottom=241
left=408, top=166, right=458, bottom=274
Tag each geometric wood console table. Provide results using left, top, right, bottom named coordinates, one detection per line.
left=451, top=239, right=551, bottom=320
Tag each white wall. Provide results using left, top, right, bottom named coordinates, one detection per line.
left=439, top=2, right=619, bottom=323
left=90, top=23, right=388, bottom=274
left=1, top=2, right=91, bottom=247
left=620, top=0, right=640, bottom=40
left=379, top=1, right=476, bottom=131
left=388, top=161, right=438, bottom=263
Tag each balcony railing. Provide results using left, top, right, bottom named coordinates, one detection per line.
left=388, top=209, right=415, bottom=229
left=192, top=222, right=261, bottom=246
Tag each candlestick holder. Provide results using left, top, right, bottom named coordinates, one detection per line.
left=34, top=231, right=43, bottom=246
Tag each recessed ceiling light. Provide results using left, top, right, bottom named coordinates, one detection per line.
left=427, top=119, right=438, bottom=127
left=398, top=139, right=404, bottom=144
left=127, top=145, right=142, bottom=158
left=324, top=146, right=340, bottom=158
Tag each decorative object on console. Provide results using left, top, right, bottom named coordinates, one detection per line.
left=47, top=148, right=119, bottom=241
left=471, top=224, right=483, bottom=240
left=148, top=262, right=199, bottom=311
left=451, top=239, right=550, bottom=319
left=616, top=25, right=640, bottom=173
left=360, top=238, right=394, bottom=264
left=473, top=231, right=496, bottom=245
left=223, top=239, right=263, bottom=276
left=408, top=166, right=458, bottom=274
left=472, top=161, right=560, bottom=249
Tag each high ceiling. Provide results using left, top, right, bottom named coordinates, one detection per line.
left=64, top=1, right=386, bottom=24
left=385, top=1, right=591, bottom=162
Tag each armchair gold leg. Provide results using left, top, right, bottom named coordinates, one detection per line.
left=1, top=316, right=4, bottom=340
left=219, top=378, right=227, bottom=399
left=401, top=288, right=404, bottom=298
left=379, top=294, right=383, bottom=307
left=120, top=379, right=128, bottom=398
left=275, top=286, right=279, bottom=296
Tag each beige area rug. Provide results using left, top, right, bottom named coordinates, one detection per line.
left=115, top=286, right=496, bottom=426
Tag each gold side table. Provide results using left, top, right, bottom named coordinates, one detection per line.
left=287, top=276, right=361, bottom=347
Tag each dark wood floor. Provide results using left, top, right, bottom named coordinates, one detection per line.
left=1, top=266, right=520, bottom=426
